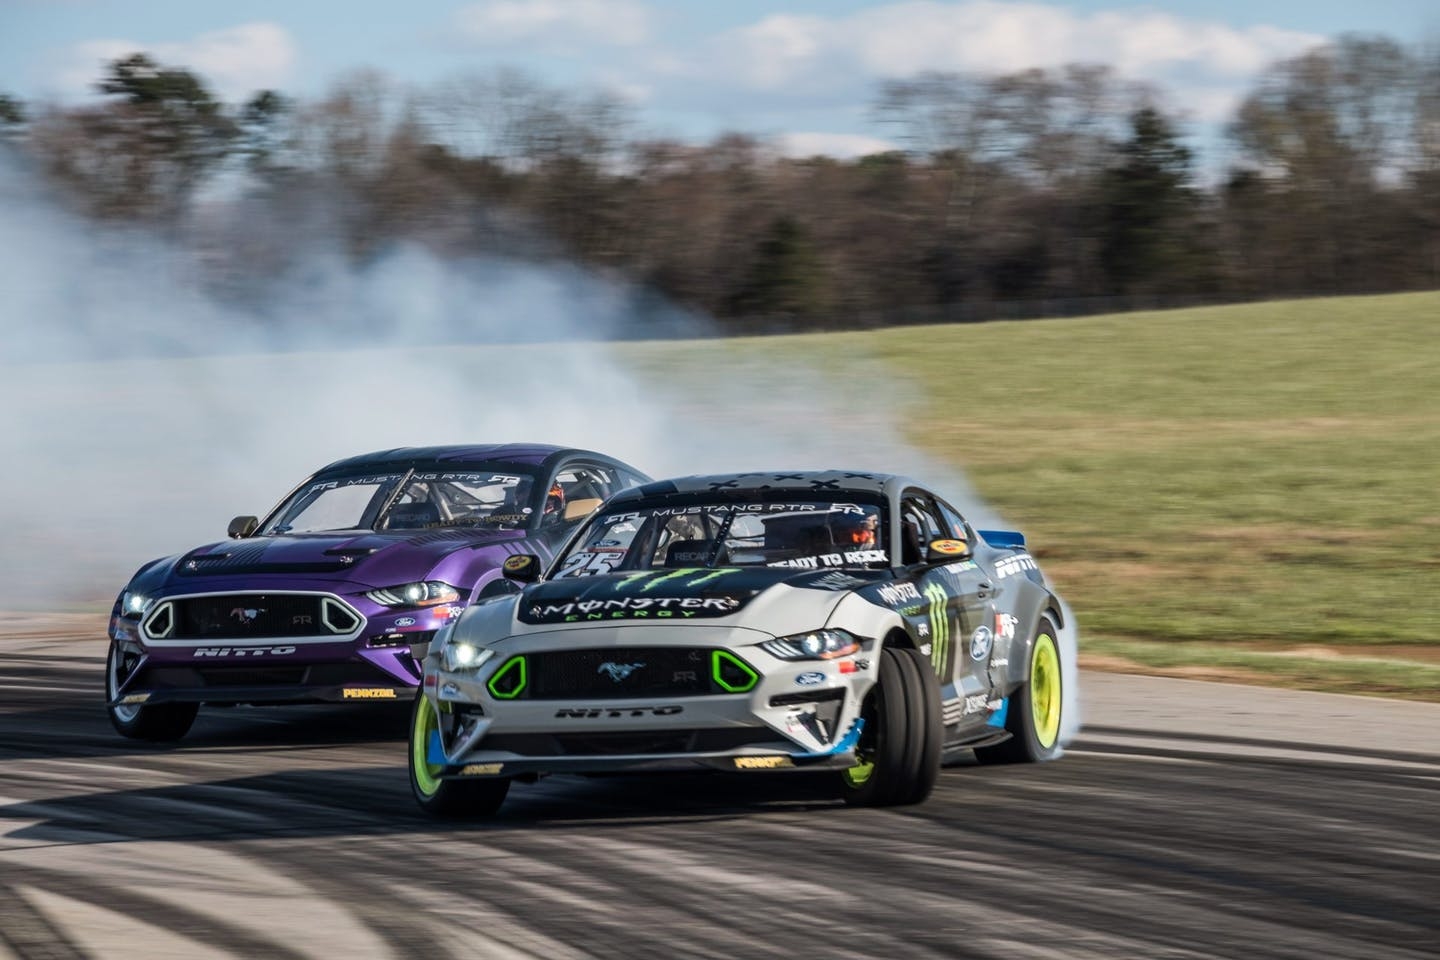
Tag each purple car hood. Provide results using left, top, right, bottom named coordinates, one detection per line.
left=166, top=529, right=526, bottom=588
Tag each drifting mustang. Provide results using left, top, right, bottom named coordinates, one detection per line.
left=409, top=470, right=1072, bottom=815
left=105, top=444, right=649, bottom=740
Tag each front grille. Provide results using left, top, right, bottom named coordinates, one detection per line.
left=526, top=647, right=721, bottom=699
left=147, top=593, right=362, bottom=640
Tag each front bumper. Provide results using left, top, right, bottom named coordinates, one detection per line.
left=428, top=719, right=865, bottom=778
left=422, top=625, right=878, bottom=779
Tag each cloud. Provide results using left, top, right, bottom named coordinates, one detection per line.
left=54, top=22, right=297, bottom=102
left=716, top=1, right=1324, bottom=90
left=455, top=0, right=653, bottom=48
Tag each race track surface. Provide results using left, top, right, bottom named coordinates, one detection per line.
left=2, top=621, right=1438, bottom=960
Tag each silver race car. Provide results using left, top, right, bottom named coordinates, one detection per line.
left=408, top=471, right=1072, bottom=815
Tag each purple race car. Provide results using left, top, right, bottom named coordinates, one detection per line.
left=105, top=444, right=649, bottom=740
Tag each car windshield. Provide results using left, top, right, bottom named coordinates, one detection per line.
left=261, top=470, right=537, bottom=534
left=554, top=499, right=888, bottom=578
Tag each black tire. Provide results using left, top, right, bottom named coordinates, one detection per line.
left=105, top=640, right=198, bottom=741
left=409, top=693, right=510, bottom=817
left=975, top=614, right=1064, bottom=765
left=839, top=645, right=942, bottom=807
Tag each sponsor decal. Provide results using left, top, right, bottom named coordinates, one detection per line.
left=838, top=660, right=860, bottom=674
left=990, top=658, right=1009, bottom=668
left=395, top=617, right=417, bottom=627
left=485, top=513, right=529, bottom=524
left=996, top=613, right=1018, bottom=642
left=591, top=539, right=622, bottom=548
left=120, top=693, right=151, bottom=705
left=459, top=763, right=504, bottom=776
left=598, top=661, right=646, bottom=682
left=944, top=560, right=979, bottom=573
left=916, top=620, right=931, bottom=639
left=554, top=705, right=683, bottom=718
left=768, top=549, right=888, bottom=570
left=431, top=605, right=464, bottom=620
left=970, top=625, right=994, bottom=662
left=795, top=671, right=826, bottom=686
left=556, top=551, right=624, bottom=578
left=342, top=688, right=397, bottom=699
left=876, top=581, right=921, bottom=607
left=192, top=645, right=297, bottom=658
left=306, top=474, right=404, bottom=494
left=503, top=555, right=533, bottom=573
left=928, top=539, right=967, bottom=555
left=920, top=643, right=932, bottom=656
left=733, top=756, right=793, bottom=769
left=962, top=693, right=990, bottom=715
left=994, top=553, right=1039, bottom=579
left=531, top=595, right=742, bottom=622
left=923, top=582, right=951, bottom=677
left=618, top=568, right=739, bottom=591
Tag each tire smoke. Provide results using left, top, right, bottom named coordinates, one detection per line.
left=0, top=156, right=1077, bottom=745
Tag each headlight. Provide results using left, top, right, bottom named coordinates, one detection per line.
left=442, top=638, right=495, bottom=673
left=119, top=590, right=151, bottom=618
left=760, top=629, right=861, bottom=661
left=367, top=581, right=462, bottom=607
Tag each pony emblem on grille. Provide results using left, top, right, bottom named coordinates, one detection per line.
left=597, top=661, right=645, bottom=682
left=229, top=607, right=265, bottom=625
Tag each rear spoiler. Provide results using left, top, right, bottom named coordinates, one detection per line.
left=977, top=529, right=1026, bottom=550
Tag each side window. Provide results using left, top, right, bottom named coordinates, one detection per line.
left=899, top=492, right=946, bottom=565
left=935, top=499, right=971, bottom=543
left=545, top=463, right=616, bottom=526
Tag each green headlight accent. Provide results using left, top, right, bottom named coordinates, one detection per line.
left=487, top=656, right=528, bottom=699
left=712, top=650, right=758, bottom=693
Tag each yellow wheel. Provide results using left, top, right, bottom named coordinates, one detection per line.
left=975, top=614, right=1064, bottom=764
left=408, top=693, right=510, bottom=817
left=1029, top=631, right=1062, bottom=750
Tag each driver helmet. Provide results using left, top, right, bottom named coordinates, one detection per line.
left=841, top=511, right=879, bottom=549
left=544, top=481, right=566, bottom=518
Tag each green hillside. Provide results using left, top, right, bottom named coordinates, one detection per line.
left=628, top=292, right=1440, bottom=700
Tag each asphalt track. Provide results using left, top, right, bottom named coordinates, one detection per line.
left=2, top=621, right=1438, bottom=960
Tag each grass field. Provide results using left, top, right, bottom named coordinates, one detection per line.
left=627, top=292, right=1440, bottom=701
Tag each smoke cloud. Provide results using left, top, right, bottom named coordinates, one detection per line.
left=0, top=155, right=1077, bottom=744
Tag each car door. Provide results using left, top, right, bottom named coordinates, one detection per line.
left=900, top=490, right=992, bottom=717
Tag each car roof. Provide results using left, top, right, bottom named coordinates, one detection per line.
left=314, top=444, right=623, bottom=476
left=608, top=470, right=916, bottom=506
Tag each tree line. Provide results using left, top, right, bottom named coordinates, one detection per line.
left=3, top=36, right=1437, bottom=332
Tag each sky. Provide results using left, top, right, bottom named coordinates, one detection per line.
left=1, top=0, right=1436, bottom=157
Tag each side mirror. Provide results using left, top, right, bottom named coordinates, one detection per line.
left=228, top=515, right=259, bottom=539
left=501, top=553, right=542, bottom=583
left=926, top=537, right=971, bottom=562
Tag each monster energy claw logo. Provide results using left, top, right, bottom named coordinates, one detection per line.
left=923, top=582, right=950, bottom=677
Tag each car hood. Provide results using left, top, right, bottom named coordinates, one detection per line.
left=513, top=567, right=890, bottom=630
left=159, top=529, right=527, bottom=588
